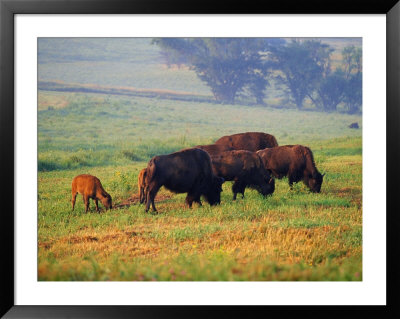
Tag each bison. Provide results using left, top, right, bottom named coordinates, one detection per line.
left=257, top=145, right=324, bottom=193
left=211, top=150, right=275, bottom=200
left=349, top=122, right=359, bottom=129
left=194, top=143, right=233, bottom=157
left=214, top=132, right=278, bottom=152
left=144, top=148, right=225, bottom=212
left=137, top=168, right=147, bottom=204
left=71, top=174, right=112, bottom=213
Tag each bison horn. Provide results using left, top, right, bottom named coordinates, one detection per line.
left=322, top=173, right=326, bottom=177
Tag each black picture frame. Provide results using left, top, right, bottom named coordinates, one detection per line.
left=1, top=0, right=399, bottom=318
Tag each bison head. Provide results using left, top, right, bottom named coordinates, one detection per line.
left=265, top=176, right=275, bottom=195
left=102, top=194, right=113, bottom=210
left=257, top=175, right=275, bottom=197
left=204, top=176, right=225, bottom=205
left=308, top=172, right=324, bottom=193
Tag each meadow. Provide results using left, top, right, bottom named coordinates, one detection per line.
left=38, top=91, right=362, bottom=281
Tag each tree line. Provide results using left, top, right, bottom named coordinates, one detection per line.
left=152, top=38, right=362, bottom=114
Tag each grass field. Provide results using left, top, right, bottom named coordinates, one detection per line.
left=38, top=91, right=362, bottom=281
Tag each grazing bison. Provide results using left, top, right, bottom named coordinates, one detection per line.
left=71, top=174, right=112, bottom=213
left=194, top=144, right=233, bottom=157
left=349, top=122, right=359, bottom=129
left=257, top=145, right=324, bottom=193
left=144, top=148, right=225, bottom=212
left=214, top=132, right=278, bottom=152
left=211, top=150, right=275, bottom=200
left=137, top=168, right=147, bottom=204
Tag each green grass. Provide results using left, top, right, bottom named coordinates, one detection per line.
left=37, top=38, right=362, bottom=280
left=38, top=91, right=361, bottom=171
left=38, top=91, right=362, bottom=281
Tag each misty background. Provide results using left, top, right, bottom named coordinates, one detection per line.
left=38, top=37, right=362, bottom=113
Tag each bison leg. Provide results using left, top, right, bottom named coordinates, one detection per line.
left=145, top=193, right=151, bottom=212
left=232, top=181, right=245, bottom=200
left=186, top=190, right=202, bottom=208
left=95, top=199, right=99, bottom=212
left=185, top=196, right=194, bottom=208
left=288, top=174, right=299, bottom=190
left=84, top=195, right=90, bottom=213
left=71, top=192, right=77, bottom=211
left=139, top=187, right=145, bottom=204
left=185, top=194, right=196, bottom=208
left=146, top=185, right=160, bottom=213
left=143, top=186, right=149, bottom=205
left=185, top=196, right=202, bottom=208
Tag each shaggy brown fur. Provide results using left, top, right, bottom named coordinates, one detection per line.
left=145, top=148, right=224, bottom=212
left=257, top=145, right=324, bottom=193
left=211, top=150, right=275, bottom=200
left=194, top=144, right=234, bottom=157
left=215, top=132, right=278, bottom=152
left=71, top=174, right=112, bottom=213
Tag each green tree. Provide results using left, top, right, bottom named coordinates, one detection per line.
left=341, top=46, right=362, bottom=114
left=314, top=68, right=347, bottom=112
left=152, top=38, right=190, bottom=68
left=310, top=45, right=362, bottom=113
left=153, top=38, right=272, bottom=104
left=270, top=39, right=333, bottom=109
left=342, top=45, right=362, bottom=77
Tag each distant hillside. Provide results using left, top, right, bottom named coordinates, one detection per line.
left=38, top=37, right=361, bottom=97
left=38, top=38, right=161, bottom=64
left=38, top=80, right=214, bottom=104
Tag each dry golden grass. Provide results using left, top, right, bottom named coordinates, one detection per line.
left=38, top=91, right=70, bottom=110
left=38, top=191, right=362, bottom=281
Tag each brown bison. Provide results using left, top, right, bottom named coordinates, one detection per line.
left=211, top=150, right=275, bottom=200
left=144, top=148, right=225, bottom=212
left=137, top=168, right=147, bottom=204
left=214, top=132, right=278, bottom=152
left=194, top=144, right=233, bottom=157
left=71, top=174, right=112, bottom=213
left=257, top=145, right=324, bottom=193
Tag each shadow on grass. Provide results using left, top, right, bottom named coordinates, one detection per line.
left=113, top=193, right=173, bottom=209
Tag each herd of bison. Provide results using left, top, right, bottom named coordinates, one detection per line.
left=71, top=132, right=325, bottom=213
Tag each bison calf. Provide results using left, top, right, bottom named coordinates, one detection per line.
left=71, top=174, right=112, bottom=213
left=137, top=168, right=147, bottom=204
left=257, top=145, right=324, bottom=193
left=144, top=148, right=225, bottom=212
left=211, top=150, right=275, bottom=200
left=214, top=132, right=278, bottom=152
